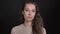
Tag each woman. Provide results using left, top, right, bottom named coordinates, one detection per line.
left=11, top=0, right=46, bottom=34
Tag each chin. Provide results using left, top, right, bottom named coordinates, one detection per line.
left=27, top=19, right=33, bottom=21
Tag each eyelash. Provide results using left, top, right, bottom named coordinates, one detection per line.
left=32, top=11, right=35, bottom=12
left=25, top=9, right=36, bottom=12
left=25, top=10, right=28, bottom=12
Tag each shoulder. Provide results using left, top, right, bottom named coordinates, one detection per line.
left=12, top=24, right=23, bottom=30
left=42, top=27, right=46, bottom=34
left=11, top=24, right=23, bottom=34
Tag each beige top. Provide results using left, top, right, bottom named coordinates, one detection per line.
left=11, top=24, right=46, bottom=34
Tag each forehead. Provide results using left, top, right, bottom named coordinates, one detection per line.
left=24, top=3, right=36, bottom=9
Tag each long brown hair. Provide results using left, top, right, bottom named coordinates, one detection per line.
left=19, top=0, right=44, bottom=34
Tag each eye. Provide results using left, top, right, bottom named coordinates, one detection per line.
left=32, top=10, right=36, bottom=12
left=24, top=9, right=29, bottom=12
left=25, top=9, right=28, bottom=11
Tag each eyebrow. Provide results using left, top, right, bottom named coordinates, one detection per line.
left=24, top=7, right=36, bottom=10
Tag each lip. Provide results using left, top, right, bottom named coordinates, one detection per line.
left=28, top=17, right=32, bottom=18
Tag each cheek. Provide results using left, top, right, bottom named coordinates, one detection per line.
left=23, top=12, right=28, bottom=18
left=31, top=13, right=36, bottom=18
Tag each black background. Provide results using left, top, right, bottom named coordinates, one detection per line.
left=1, top=0, right=59, bottom=34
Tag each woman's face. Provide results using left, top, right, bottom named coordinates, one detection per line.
left=22, top=3, right=36, bottom=22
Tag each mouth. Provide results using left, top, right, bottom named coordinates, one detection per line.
left=28, top=17, right=32, bottom=18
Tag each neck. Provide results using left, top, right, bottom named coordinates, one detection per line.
left=23, top=20, right=32, bottom=27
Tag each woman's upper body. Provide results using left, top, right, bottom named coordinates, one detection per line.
left=11, top=0, right=47, bottom=34
left=11, top=24, right=46, bottom=34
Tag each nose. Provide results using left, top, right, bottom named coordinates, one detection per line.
left=28, top=11, right=31, bottom=16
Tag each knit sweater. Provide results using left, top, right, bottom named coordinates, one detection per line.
left=11, top=24, right=46, bottom=34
